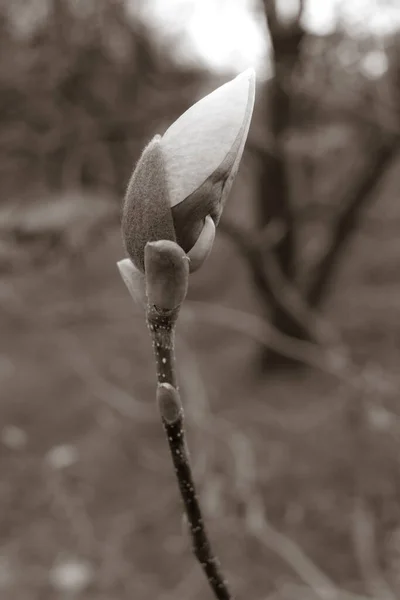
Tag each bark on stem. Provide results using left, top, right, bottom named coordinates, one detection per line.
left=146, top=303, right=233, bottom=600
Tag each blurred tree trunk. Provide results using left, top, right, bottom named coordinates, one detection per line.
left=255, top=0, right=399, bottom=371
left=258, top=0, right=312, bottom=369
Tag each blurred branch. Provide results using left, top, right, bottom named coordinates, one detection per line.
left=254, top=4, right=400, bottom=368
left=246, top=494, right=348, bottom=600
left=223, top=389, right=349, bottom=434
left=44, top=462, right=97, bottom=558
left=298, top=0, right=305, bottom=21
left=174, top=344, right=368, bottom=600
left=263, top=0, right=305, bottom=39
left=55, top=330, right=154, bottom=422
left=183, top=300, right=348, bottom=379
left=306, top=138, right=399, bottom=308
left=351, top=497, right=396, bottom=600
left=263, top=0, right=279, bottom=33
left=281, top=583, right=374, bottom=600
left=256, top=0, right=311, bottom=368
left=214, top=411, right=371, bottom=600
left=218, top=218, right=345, bottom=353
left=318, top=101, right=400, bottom=141
left=295, top=201, right=400, bottom=239
left=260, top=0, right=307, bottom=276
left=184, top=300, right=400, bottom=405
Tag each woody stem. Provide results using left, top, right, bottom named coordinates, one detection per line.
left=146, top=302, right=233, bottom=600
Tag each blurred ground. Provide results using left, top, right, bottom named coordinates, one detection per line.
left=1, top=178, right=400, bottom=600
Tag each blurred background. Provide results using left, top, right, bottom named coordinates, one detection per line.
left=1, top=0, right=400, bottom=598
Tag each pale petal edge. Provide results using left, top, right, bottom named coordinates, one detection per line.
left=219, top=68, right=256, bottom=208
left=162, top=68, right=256, bottom=208
left=117, top=259, right=146, bottom=306
left=187, top=215, right=216, bottom=272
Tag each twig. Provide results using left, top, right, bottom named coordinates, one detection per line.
left=306, top=139, right=399, bottom=307
left=214, top=416, right=369, bottom=600
left=140, top=241, right=233, bottom=599
left=351, top=497, right=396, bottom=600
left=146, top=303, right=233, bottom=600
left=281, top=583, right=374, bottom=600
left=183, top=300, right=349, bottom=379
left=55, top=330, right=153, bottom=422
left=246, top=493, right=353, bottom=600
left=44, top=462, right=97, bottom=559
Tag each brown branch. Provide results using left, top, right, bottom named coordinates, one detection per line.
left=351, top=497, right=396, bottom=600
left=262, top=0, right=279, bottom=33
left=263, top=0, right=305, bottom=67
left=263, top=0, right=304, bottom=34
left=258, top=0, right=307, bottom=286
left=142, top=243, right=233, bottom=600
left=297, top=0, right=305, bottom=22
left=218, top=219, right=344, bottom=353
left=306, top=139, right=399, bottom=308
left=303, top=92, right=400, bottom=140
left=147, top=305, right=233, bottom=600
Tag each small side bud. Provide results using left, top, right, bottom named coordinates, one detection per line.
left=157, top=383, right=182, bottom=424
left=144, top=240, right=189, bottom=309
left=117, top=258, right=146, bottom=306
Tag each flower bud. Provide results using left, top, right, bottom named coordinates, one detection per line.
left=122, top=68, right=255, bottom=273
left=144, top=240, right=189, bottom=310
left=157, top=383, right=182, bottom=424
left=122, top=136, right=176, bottom=273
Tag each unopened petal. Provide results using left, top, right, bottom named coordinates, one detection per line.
left=122, top=136, right=176, bottom=272
left=171, top=169, right=223, bottom=252
left=219, top=74, right=255, bottom=210
left=160, top=68, right=256, bottom=208
left=117, top=258, right=146, bottom=306
left=187, top=215, right=216, bottom=273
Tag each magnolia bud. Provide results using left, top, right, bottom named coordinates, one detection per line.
left=122, top=68, right=255, bottom=273
left=122, top=136, right=176, bottom=273
left=144, top=240, right=189, bottom=310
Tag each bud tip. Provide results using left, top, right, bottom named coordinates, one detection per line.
left=157, top=383, right=182, bottom=424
